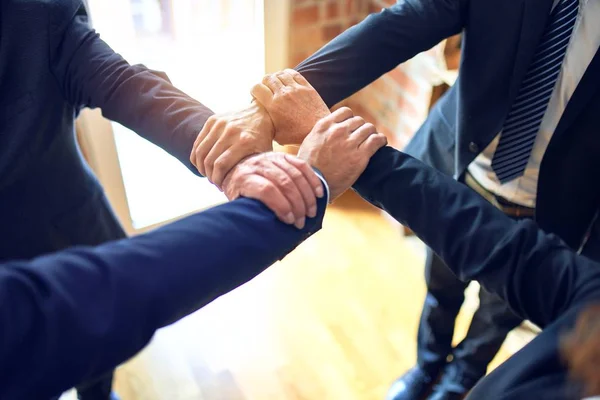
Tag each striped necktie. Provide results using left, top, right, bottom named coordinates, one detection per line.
left=491, top=0, right=580, bottom=183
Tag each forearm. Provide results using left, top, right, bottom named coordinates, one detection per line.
left=352, top=147, right=600, bottom=327
left=0, top=196, right=326, bottom=398
left=50, top=9, right=213, bottom=174
left=296, top=1, right=465, bottom=107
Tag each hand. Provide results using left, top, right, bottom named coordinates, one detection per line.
left=251, top=69, right=330, bottom=146
left=190, top=103, right=275, bottom=188
left=297, top=107, right=387, bottom=200
left=222, top=152, right=325, bottom=229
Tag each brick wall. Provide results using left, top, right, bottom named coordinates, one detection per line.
left=289, top=0, right=436, bottom=149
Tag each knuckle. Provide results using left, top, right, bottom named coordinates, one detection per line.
left=215, top=120, right=229, bottom=132
left=213, top=116, right=226, bottom=126
left=332, top=125, right=346, bottom=135
left=279, top=175, right=293, bottom=188
left=288, top=168, right=303, bottom=180
left=223, top=124, right=240, bottom=135
left=315, top=119, right=327, bottom=130
left=280, top=87, right=293, bottom=98
left=203, top=153, right=215, bottom=165
left=213, top=158, right=227, bottom=171
left=263, top=182, right=277, bottom=196
left=239, top=131, right=255, bottom=144
left=250, top=83, right=261, bottom=92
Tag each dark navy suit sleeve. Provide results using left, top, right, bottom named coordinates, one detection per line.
left=353, top=147, right=600, bottom=328
left=295, top=0, right=466, bottom=107
left=48, top=1, right=213, bottom=174
left=0, top=191, right=327, bottom=399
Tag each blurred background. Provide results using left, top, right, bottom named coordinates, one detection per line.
left=68, top=1, right=534, bottom=399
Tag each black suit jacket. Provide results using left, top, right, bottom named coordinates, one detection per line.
left=354, top=147, right=600, bottom=399
left=0, top=0, right=212, bottom=259
left=296, top=0, right=600, bottom=249
left=0, top=192, right=327, bottom=400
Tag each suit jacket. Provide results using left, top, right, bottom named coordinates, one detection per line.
left=0, top=191, right=327, bottom=400
left=0, top=0, right=212, bottom=260
left=354, top=146, right=600, bottom=399
left=296, top=0, right=600, bottom=250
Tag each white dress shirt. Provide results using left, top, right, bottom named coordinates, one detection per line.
left=467, top=0, right=600, bottom=207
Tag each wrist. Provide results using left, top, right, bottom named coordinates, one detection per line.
left=250, top=100, right=275, bottom=141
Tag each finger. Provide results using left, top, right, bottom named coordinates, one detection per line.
left=330, top=106, right=354, bottom=123
left=275, top=71, right=296, bottom=86
left=203, top=133, right=233, bottom=184
left=250, top=83, right=273, bottom=107
left=211, top=147, right=248, bottom=189
left=194, top=120, right=223, bottom=178
left=350, top=122, right=377, bottom=144
left=284, top=69, right=311, bottom=86
left=359, top=133, right=388, bottom=156
left=261, top=162, right=308, bottom=229
left=284, top=154, right=324, bottom=199
left=272, top=156, right=318, bottom=219
left=344, top=116, right=366, bottom=133
left=193, top=116, right=215, bottom=151
left=240, top=175, right=296, bottom=225
left=220, top=167, right=238, bottom=199
left=263, top=74, right=284, bottom=93
left=190, top=117, right=216, bottom=168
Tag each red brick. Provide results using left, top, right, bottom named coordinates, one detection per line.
left=397, top=95, right=420, bottom=120
left=349, top=18, right=362, bottom=27
left=292, top=5, right=319, bottom=26
left=326, top=1, right=340, bottom=19
left=379, top=125, right=396, bottom=141
left=372, top=0, right=395, bottom=7
left=345, top=0, right=354, bottom=15
left=388, top=67, right=421, bottom=97
left=369, top=2, right=384, bottom=14
left=359, top=110, right=379, bottom=127
left=290, top=26, right=322, bottom=53
left=322, top=23, right=343, bottom=41
left=370, top=77, right=398, bottom=101
left=290, top=52, right=310, bottom=68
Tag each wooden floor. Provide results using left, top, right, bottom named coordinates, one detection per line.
left=109, top=191, right=530, bottom=400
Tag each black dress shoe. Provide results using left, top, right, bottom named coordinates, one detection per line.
left=386, top=366, right=438, bottom=400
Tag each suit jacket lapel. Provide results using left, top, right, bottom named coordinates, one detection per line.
left=507, top=0, right=554, bottom=103
left=554, top=49, right=600, bottom=139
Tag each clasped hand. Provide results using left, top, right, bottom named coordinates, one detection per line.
left=190, top=69, right=386, bottom=228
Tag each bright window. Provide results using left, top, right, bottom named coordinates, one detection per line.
left=86, top=0, right=265, bottom=229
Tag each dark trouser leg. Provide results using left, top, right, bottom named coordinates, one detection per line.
left=417, top=247, right=469, bottom=376
left=76, top=372, right=115, bottom=400
left=445, top=287, right=523, bottom=390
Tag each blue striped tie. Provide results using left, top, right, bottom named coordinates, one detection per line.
left=491, top=0, right=580, bottom=183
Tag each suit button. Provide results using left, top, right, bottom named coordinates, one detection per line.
left=468, top=142, right=479, bottom=153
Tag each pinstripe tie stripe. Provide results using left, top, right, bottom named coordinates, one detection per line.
left=491, top=0, right=580, bottom=183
